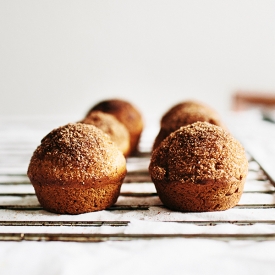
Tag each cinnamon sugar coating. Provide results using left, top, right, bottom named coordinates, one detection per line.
left=80, top=111, right=131, bottom=157
left=87, top=99, right=143, bottom=155
left=153, top=100, right=224, bottom=150
left=149, top=121, right=248, bottom=212
left=27, top=123, right=126, bottom=214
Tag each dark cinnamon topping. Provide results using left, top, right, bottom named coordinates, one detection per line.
left=150, top=122, right=247, bottom=184
left=28, top=123, right=126, bottom=187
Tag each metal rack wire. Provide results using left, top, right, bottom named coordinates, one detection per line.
left=1, top=117, right=275, bottom=242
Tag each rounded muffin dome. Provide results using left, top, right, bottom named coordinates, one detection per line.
left=152, top=100, right=224, bottom=151
left=80, top=110, right=131, bottom=157
left=149, top=121, right=248, bottom=212
left=27, top=123, right=126, bottom=214
left=87, top=99, right=143, bottom=155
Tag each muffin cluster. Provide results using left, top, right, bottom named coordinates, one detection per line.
left=27, top=98, right=143, bottom=214
left=28, top=98, right=248, bottom=214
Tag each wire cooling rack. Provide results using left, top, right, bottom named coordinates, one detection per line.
left=1, top=116, right=275, bottom=242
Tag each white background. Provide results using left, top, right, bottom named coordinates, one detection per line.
left=1, top=0, right=275, bottom=121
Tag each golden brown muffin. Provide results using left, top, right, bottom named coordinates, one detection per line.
left=87, top=99, right=143, bottom=155
left=149, top=121, right=248, bottom=212
left=80, top=111, right=131, bottom=157
left=153, top=101, right=224, bottom=150
left=27, top=123, right=126, bottom=214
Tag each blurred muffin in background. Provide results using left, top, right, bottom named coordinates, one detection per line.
left=86, top=99, right=144, bottom=155
left=152, top=100, right=224, bottom=151
left=80, top=111, right=130, bottom=157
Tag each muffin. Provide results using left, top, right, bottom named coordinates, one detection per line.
left=149, top=121, right=248, bottom=212
left=87, top=99, right=143, bottom=155
left=152, top=100, right=224, bottom=150
left=27, top=123, right=126, bottom=214
left=80, top=111, right=131, bottom=157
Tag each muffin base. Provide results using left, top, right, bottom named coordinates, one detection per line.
left=33, top=183, right=122, bottom=214
left=154, top=178, right=245, bottom=212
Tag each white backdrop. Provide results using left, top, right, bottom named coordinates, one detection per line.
left=1, top=0, right=275, bottom=121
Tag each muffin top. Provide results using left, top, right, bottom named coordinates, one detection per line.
left=149, top=121, right=248, bottom=185
left=27, top=123, right=126, bottom=187
left=152, top=100, right=224, bottom=150
left=160, top=100, right=223, bottom=132
left=87, top=99, right=143, bottom=134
